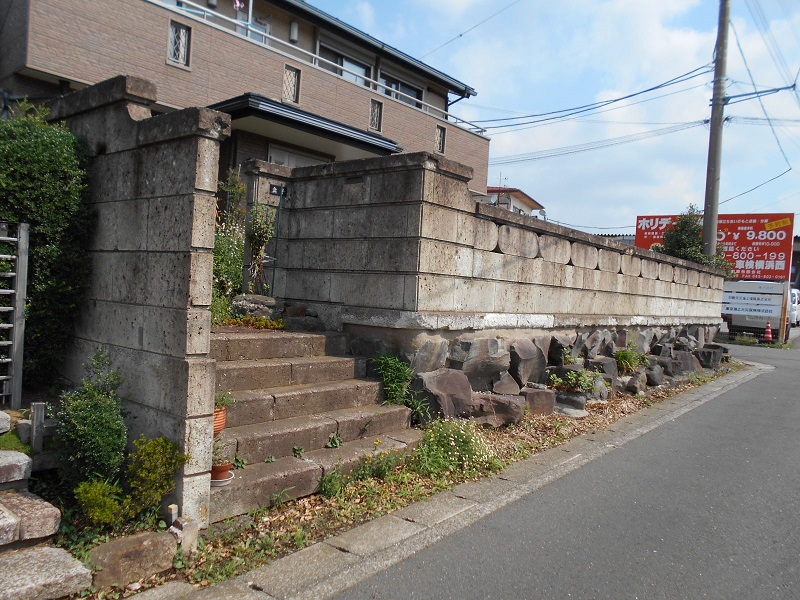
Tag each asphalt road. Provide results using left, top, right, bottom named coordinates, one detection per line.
left=335, top=332, right=800, bottom=600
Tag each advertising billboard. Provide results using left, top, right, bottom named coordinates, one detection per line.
left=635, top=212, right=794, bottom=281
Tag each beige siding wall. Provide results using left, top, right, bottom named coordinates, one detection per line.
left=19, top=0, right=489, bottom=190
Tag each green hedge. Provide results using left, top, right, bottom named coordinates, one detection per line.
left=0, top=105, right=91, bottom=383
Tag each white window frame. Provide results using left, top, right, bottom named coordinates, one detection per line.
left=236, top=11, right=270, bottom=45
left=369, top=98, right=383, bottom=132
left=282, top=65, right=301, bottom=103
left=167, top=20, right=191, bottom=68
left=318, top=44, right=371, bottom=86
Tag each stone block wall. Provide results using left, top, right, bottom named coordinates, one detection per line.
left=47, top=76, right=230, bottom=526
left=267, top=152, right=723, bottom=346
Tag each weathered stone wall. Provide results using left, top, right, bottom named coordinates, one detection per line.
left=47, top=76, right=230, bottom=526
left=266, top=152, right=723, bottom=354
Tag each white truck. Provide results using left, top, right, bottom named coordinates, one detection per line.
left=721, top=280, right=792, bottom=342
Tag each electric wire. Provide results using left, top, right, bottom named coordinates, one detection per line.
left=488, top=81, right=711, bottom=136
left=419, top=0, right=526, bottom=59
left=744, top=0, right=794, bottom=85
left=475, top=64, right=713, bottom=128
left=489, top=121, right=707, bottom=165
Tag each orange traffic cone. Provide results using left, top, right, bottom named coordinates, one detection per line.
left=764, top=321, right=773, bottom=342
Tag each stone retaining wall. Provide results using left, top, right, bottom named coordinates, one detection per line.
left=260, top=152, right=724, bottom=365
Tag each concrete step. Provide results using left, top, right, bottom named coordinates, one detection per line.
left=209, top=429, right=424, bottom=523
left=227, top=379, right=384, bottom=426
left=216, top=355, right=367, bottom=392
left=0, top=490, right=61, bottom=547
left=0, top=546, right=92, bottom=599
left=225, top=404, right=411, bottom=464
left=210, top=330, right=347, bottom=362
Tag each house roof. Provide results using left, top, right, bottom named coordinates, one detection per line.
left=210, top=93, right=403, bottom=155
left=271, top=0, right=477, bottom=99
left=487, top=186, right=544, bottom=211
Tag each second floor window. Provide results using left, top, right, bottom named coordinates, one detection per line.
left=379, top=73, right=422, bottom=108
left=168, top=21, right=191, bottom=66
left=369, top=99, right=383, bottom=131
left=319, top=46, right=370, bottom=86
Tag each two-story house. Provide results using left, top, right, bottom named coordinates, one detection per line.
left=0, top=0, right=490, bottom=191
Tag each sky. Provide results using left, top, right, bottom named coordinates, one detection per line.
left=310, top=0, right=800, bottom=236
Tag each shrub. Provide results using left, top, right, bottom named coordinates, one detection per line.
left=247, top=203, right=276, bottom=294
left=0, top=102, right=91, bottom=383
left=74, top=480, right=123, bottom=527
left=371, top=354, right=430, bottom=424
left=409, top=419, right=499, bottom=479
left=55, top=351, right=127, bottom=487
left=549, top=369, right=598, bottom=393
left=212, top=217, right=245, bottom=300
left=124, top=435, right=188, bottom=518
left=615, top=343, right=650, bottom=375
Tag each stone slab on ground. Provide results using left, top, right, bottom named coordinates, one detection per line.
left=0, top=451, right=32, bottom=486
left=0, top=500, right=20, bottom=545
left=89, top=531, right=177, bottom=589
left=0, top=411, right=10, bottom=434
left=0, top=490, right=60, bottom=540
left=0, top=546, right=92, bottom=600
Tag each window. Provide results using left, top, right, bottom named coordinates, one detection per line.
left=379, top=73, right=423, bottom=108
left=237, top=11, right=270, bottom=45
left=283, top=66, right=300, bottom=103
left=319, top=46, right=370, bottom=86
left=269, top=145, right=328, bottom=168
left=168, top=21, right=191, bottom=66
left=434, top=125, right=446, bottom=154
left=369, top=99, right=383, bottom=131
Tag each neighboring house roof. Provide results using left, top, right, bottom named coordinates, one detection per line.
left=487, top=186, right=544, bottom=211
left=271, top=0, right=477, bottom=99
left=210, top=93, right=403, bottom=155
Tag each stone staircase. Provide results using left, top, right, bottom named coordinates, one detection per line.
left=0, top=450, right=91, bottom=599
left=209, top=330, right=422, bottom=523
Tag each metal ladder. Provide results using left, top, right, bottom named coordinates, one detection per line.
left=0, top=222, right=29, bottom=410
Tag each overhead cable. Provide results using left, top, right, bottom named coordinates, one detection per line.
left=489, top=121, right=707, bottom=165
left=475, top=64, right=713, bottom=129
left=420, top=0, right=525, bottom=59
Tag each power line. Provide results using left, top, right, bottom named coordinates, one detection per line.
left=719, top=168, right=792, bottom=205
left=489, top=121, right=707, bottom=165
left=731, top=20, right=792, bottom=168
left=489, top=81, right=710, bottom=135
left=419, top=0, right=525, bottom=59
left=475, top=64, right=713, bottom=128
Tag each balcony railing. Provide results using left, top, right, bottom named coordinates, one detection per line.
left=148, top=0, right=487, bottom=134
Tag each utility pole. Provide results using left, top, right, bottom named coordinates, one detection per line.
left=702, top=0, right=731, bottom=257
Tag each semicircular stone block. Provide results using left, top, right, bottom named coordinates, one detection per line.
left=570, top=242, right=598, bottom=269
left=497, top=225, right=539, bottom=258
left=658, top=263, right=675, bottom=282
left=538, top=235, right=571, bottom=264
left=621, top=254, right=641, bottom=276
left=474, top=219, right=499, bottom=251
left=640, top=259, right=660, bottom=279
left=598, top=249, right=622, bottom=273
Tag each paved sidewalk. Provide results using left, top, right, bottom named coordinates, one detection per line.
left=139, top=362, right=769, bottom=600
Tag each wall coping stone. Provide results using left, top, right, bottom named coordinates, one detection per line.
left=46, top=75, right=157, bottom=121
left=137, top=107, right=231, bottom=146
left=290, top=151, right=473, bottom=183
left=242, top=159, right=293, bottom=179
left=476, top=204, right=726, bottom=277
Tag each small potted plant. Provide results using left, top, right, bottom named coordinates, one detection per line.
left=213, top=391, right=236, bottom=437
left=211, top=436, right=234, bottom=486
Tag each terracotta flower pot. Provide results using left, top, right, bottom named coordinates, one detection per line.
left=211, top=462, right=232, bottom=481
left=213, top=407, right=227, bottom=437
